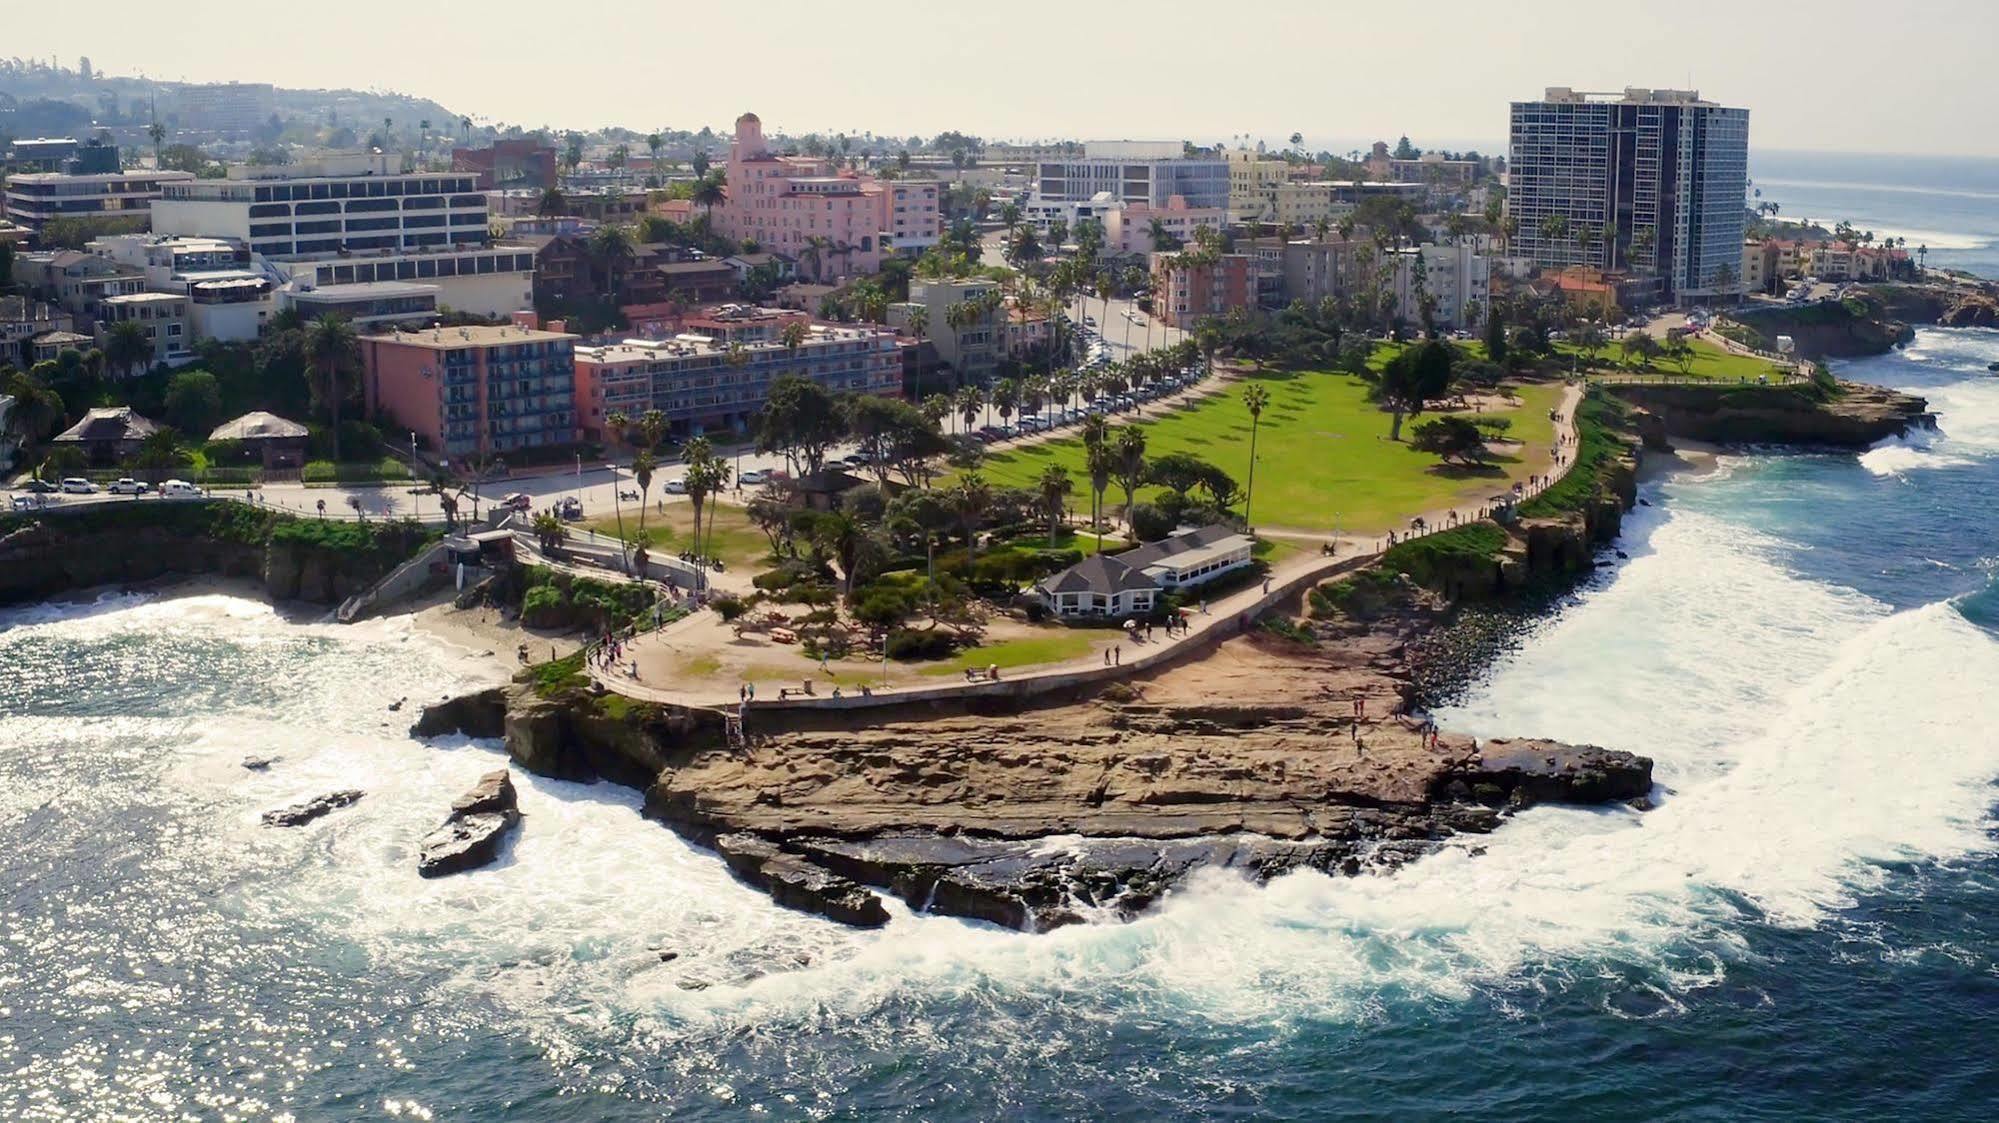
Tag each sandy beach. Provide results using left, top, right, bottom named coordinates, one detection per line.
left=1637, top=438, right=1722, bottom=484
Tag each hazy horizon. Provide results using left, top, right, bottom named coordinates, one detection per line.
left=9, top=0, right=1999, bottom=158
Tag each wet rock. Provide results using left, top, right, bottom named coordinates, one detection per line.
left=262, top=790, right=363, bottom=827
left=1446, top=738, right=1654, bottom=808
left=417, top=770, right=521, bottom=877
left=712, top=833, right=889, bottom=928
left=410, top=686, right=508, bottom=740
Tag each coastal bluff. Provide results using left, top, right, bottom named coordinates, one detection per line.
left=415, top=620, right=1654, bottom=933
left=0, top=500, right=431, bottom=608
left=1613, top=380, right=1932, bottom=447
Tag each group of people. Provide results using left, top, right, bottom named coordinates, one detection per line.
left=589, top=630, right=640, bottom=680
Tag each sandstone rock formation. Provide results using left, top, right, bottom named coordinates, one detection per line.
left=417, top=770, right=521, bottom=877
left=262, top=790, right=363, bottom=827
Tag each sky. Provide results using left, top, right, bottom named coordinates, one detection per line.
left=14, top=0, right=1999, bottom=157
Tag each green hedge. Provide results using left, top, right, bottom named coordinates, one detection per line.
left=301, top=458, right=413, bottom=484
left=1519, top=393, right=1624, bottom=518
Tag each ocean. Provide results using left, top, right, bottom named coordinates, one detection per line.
left=5, top=167, right=1999, bottom=1121
left=1750, top=149, right=1999, bottom=280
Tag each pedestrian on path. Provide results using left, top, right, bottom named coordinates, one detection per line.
left=1113, top=645, right=1121, bottom=666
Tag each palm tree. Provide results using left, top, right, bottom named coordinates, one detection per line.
left=630, top=408, right=667, bottom=547
left=531, top=511, right=568, bottom=556
left=800, top=235, right=831, bottom=284
left=147, top=120, right=166, bottom=166
left=692, top=175, right=726, bottom=221
left=1113, top=425, right=1147, bottom=526
left=131, top=427, right=186, bottom=483
left=999, top=202, right=1023, bottom=237
left=987, top=377, right=1018, bottom=431
left=2, top=369, right=63, bottom=460
left=1085, top=440, right=1116, bottom=553
left=1037, top=465, right=1073, bottom=547
left=955, top=385, right=984, bottom=433
left=587, top=224, right=636, bottom=297
left=1241, top=384, right=1269, bottom=527
left=537, top=186, right=566, bottom=217
left=683, top=437, right=730, bottom=591
left=948, top=472, right=992, bottom=563
left=905, top=305, right=929, bottom=343
left=604, top=408, right=632, bottom=567
left=780, top=320, right=809, bottom=355
left=645, top=132, right=663, bottom=171
left=305, top=314, right=359, bottom=460
left=105, top=320, right=152, bottom=379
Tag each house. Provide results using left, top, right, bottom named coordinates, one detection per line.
left=782, top=468, right=881, bottom=512
left=52, top=406, right=160, bottom=464
left=1035, top=523, right=1255, bottom=619
left=208, top=411, right=310, bottom=468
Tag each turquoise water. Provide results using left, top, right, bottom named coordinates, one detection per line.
left=4, top=328, right=1997, bottom=1120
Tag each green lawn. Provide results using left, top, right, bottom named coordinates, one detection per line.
left=912, top=631, right=1099, bottom=677
left=971, top=367, right=1563, bottom=534
left=1580, top=337, right=1793, bottom=382
left=584, top=501, right=772, bottom=569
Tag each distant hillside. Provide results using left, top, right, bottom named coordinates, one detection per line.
left=0, top=57, right=463, bottom=139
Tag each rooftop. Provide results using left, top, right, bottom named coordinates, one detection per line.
left=362, top=324, right=577, bottom=348
left=209, top=411, right=308, bottom=442
left=294, top=280, right=439, bottom=300
left=103, top=292, right=187, bottom=305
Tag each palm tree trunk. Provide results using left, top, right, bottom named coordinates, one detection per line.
left=327, top=363, right=342, bottom=462
left=1245, top=420, right=1260, bottom=525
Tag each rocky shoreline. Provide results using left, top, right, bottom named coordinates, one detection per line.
left=414, top=524, right=1657, bottom=932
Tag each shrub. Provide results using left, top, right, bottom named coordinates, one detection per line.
left=1260, top=615, right=1317, bottom=646
left=521, top=584, right=567, bottom=627
left=886, top=628, right=959, bottom=661
left=854, top=587, right=914, bottom=628
left=1128, top=502, right=1176, bottom=542
left=712, top=594, right=749, bottom=622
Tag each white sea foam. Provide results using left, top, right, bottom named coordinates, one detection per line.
left=15, top=487, right=1999, bottom=1037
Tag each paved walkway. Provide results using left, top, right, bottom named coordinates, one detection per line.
left=587, top=381, right=1586, bottom=713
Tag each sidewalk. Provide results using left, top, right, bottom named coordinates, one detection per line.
left=586, top=382, right=1587, bottom=714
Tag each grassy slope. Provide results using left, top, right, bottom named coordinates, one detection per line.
left=583, top=501, right=771, bottom=570
left=971, top=364, right=1561, bottom=534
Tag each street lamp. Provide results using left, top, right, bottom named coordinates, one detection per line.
left=410, top=431, right=420, bottom=521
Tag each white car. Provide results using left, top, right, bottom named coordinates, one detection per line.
left=738, top=469, right=770, bottom=487
left=160, top=480, right=202, bottom=498
left=663, top=478, right=688, bottom=495
left=107, top=478, right=149, bottom=495
left=60, top=477, right=97, bottom=494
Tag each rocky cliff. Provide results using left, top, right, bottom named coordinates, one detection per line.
left=1609, top=381, right=1931, bottom=447
left=0, top=501, right=428, bottom=607
left=415, top=590, right=1654, bottom=933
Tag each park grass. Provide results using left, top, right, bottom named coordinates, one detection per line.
left=1579, top=337, right=1791, bottom=383
left=970, top=366, right=1564, bottom=534
left=912, top=631, right=1099, bottom=677
left=583, top=501, right=772, bottom=570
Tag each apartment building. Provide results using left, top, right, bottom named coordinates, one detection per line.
left=174, top=82, right=277, bottom=133
left=11, top=249, right=147, bottom=329
left=886, top=277, right=1002, bottom=381
left=1150, top=252, right=1255, bottom=329
left=4, top=168, right=195, bottom=229
left=1385, top=241, right=1490, bottom=330
left=1035, top=141, right=1229, bottom=211
left=96, top=292, right=193, bottom=371
left=360, top=324, right=579, bottom=459
left=1103, top=195, right=1227, bottom=255
left=151, top=153, right=488, bottom=258
left=572, top=316, right=900, bottom=439
left=1508, top=86, right=1750, bottom=301
left=715, top=113, right=940, bottom=279
left=453, top=140, right=559, bottom=190
left=1363, top=143, right=1482, bottom=185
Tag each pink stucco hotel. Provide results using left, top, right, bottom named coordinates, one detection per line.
left=712, top=113, right=940, bottom=282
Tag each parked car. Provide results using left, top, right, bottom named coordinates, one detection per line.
left=60, top=478, right=97, bottom=494
left=108, top=478, right=149, bottom=495
left=559, top=497, right=583, bottom=521
left=160, top=480, right=202, bottom=499
left=739, top=469, right=770, bottom=486
left=18, top=478, right=57, bottom=494
left=11, top=495, right=38, bottom=511
left=663, top=477, right=688, bottom=495
left=501, top=492, right=532, bottom=511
